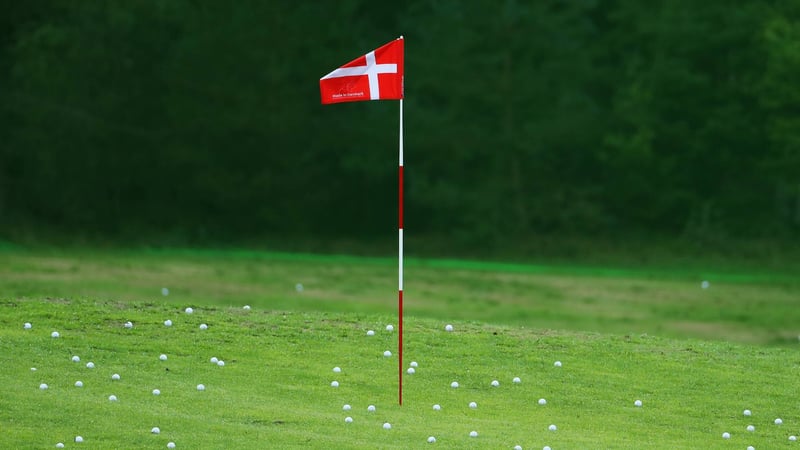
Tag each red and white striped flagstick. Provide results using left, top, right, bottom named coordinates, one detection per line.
left=398, top=98, right=404, bottom=406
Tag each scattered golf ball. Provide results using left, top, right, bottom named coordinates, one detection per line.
left=747, top=425, right=755, bottom=432
left=30, top=367, right=36, bottom=371
left=152, top=389, right=161, bottom=396
left=108, top=395, right=118, bottom=401
left=410, top=361, right=418, bottom=367
left=722, top=432, right=731, bottom=439
left=344, top=416, right=353, bottom=423
left=469, top=401, right=478, bottom=409
left=167, top=442, right=176, bottom=449
left=744, top=409, right=752, bottom=416
left=164, top=319, right=173, bottom=327
left=366, top=330, right=375, bottom=336
left=210, top=357, right=219, bottom=364
left=331, top=381, right=339, bottom=387
left=161, top=287, right=169, bottom=296
left=549, top=424, right=557, bottom=431
left=75, top=381, right=83, bottom=387
left=343, top=404, right=351, bottom=411
left=407, top=367, right=415, bottom=374
left=75, top=436, right=83, bottom=443
left=543, top=447, right=552, bottom=450
left=124, top=321, right=133, bottom=329
left=386, top=324, right=394, bottom=332
left=199, top=323, right=208, bottom=330
left=451, top=381, right=459, bottom=388
left=159, top=354, right=168, bottom=361
left=56, top=443, right=64, bottom=448
left=445, top=324, right=454, bottom=332
left=39, top=383, right=48, bottom=390
left=539, top=398, right=547, bottom=405
left=383, top=423, right=391, bottom=430
left=24, top=322, right=32, bottom=329
left=513, top=377, right=521, bottom=384
left=72, top=355, right=80, bottom=362
left=111, top=373, right=120, bottom=381
left=789, top=435, right=797, bottom=441
left=775, top=418, right=783, bottom=425
left=747, top=447, right=754, bottom=450
left=634, top=400, right=643, bottom=407
left=701, top=280, right=710, bottom=289
left=491, top=380, right=500, bottom=387
left=243, top=305, right=251, bottom=310
left=469, top=431, right=478, bottom=438
left=217, top=360, right=225, bottom=367
left=383, top=350, right=392, bottom=357
left=185, top=307, right=193, bottom=314
left=333, top=366, right=341, bottom=373
left=433, top=404, right=441, bottom=411
left=427, top=436, right=436, bottom=443
left=514, top=446, right=522, bottom=450
left=197, top=384, right=205, bottom=391
left=367, top=405, right=376, bottom=412
left=554, top=360, right=562, bottom=367
left=51, top=331, right=60, bottom=338
left=151, top=427, right=160, bottom=434
left=86, top=362, right=95, bottom=369
left=295, top=283, right=304, bottom=292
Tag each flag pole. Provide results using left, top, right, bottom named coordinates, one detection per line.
left=398, top=97, right=404, bottom=406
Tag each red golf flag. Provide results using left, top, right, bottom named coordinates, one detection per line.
left=320, top=37, right=404, bottom=104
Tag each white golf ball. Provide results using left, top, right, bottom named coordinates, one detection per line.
left=243, top=305, right=251, bottom=310
left=469, top=401, right=477, bottom=409
left=344, top=416, right=353, bottom=423
left=744, top=409, right=752, bottom=416
left=159, top=354, right=168, bottom=361
left=451, top=381, right=459, bottom=388
left=701, top=280, right=710, bottom=289
left=152, top=389, right=161, bottom=396
left=199, top=323, right=208, bottom=330
left=427, top=436, right=436, bottom=443
left=124, top=321, right=133, bottom=329
left=445, top=324, right=454, bottom=332
left=197, top=384, right=205, bottom=391
left=514, top=446, right=522, bottom=450
left=151, top=427, right=160, bottom=434
left=407, top=367, right=415, bottom=374
left=634, top=400, right=643, bottom=407
left=789, top=435, right=797, bottom=441
left=538, top=398, right=547, bottom=405
left=86, top=362, right=95, bottom=369
left=161, top=287, right=169, bottom=296
left=747, top=425, right=755, bottom=432
left=383, top=350, right=392, bottom=357
left=74, top=436, right=83, bottom=443
left=51, top=331, right=60, bottom=338
left=342, top=404, right=351, bottom=411
left=108, top=395, right=117, bottom=401
left=31, top=367, right=36, bottom=371
left=39, top=383, right=48, bottom=390
left=512, top=377, right=521, bottom=384
left=56, top=443, right=64, bottom=448
left=75, top=381, right=83, bottom=387
left=72, top=355, right=80, bottom=362
left=775, top=418, right=783, bottom=425
left=549, top=424, right=557, bottom=431
left=543, top=447, right=552, bottom=450
left=491, top=380, right=500, bottom=387
left=210, top=357, right=219, bottom=364
left=24, top=322, right=32, bottom=329
left=164, top=319, right=172, bottom=327
left=111, top=373, right=120, bottom=380
left=432, top=404, right=441, bottom=411
left=469, top=431, right=478, bottom=437
left=367, top=405, right=376, bottom=412
left=410, top=361, right=418, bottom=368
left=167, top=442, right=175, bottom=449
left=554, top=360, right=562, bottom=367
left=333, top=366, right=341, bottom=373
left=722, top=432, right=730, bottom=439
left=331, top=381, right=339, bottom=387
left=366, top=330, right=375, bottom=336
left=217, top=360, right=225, bottom=367
left=386, top=324, right=394, bottom=332
left=295, top=283, right=304, bottom=292
left=747, top=447, right=754, bottom=450
left=383, top=423, right=391, bottom=430
left=185, top=307, right=193, bottom=314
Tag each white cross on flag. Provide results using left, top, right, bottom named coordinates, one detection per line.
left=320, top=37, right=404, bottom=104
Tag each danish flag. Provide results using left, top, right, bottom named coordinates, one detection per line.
left=320, top=37, right=404, bottom=104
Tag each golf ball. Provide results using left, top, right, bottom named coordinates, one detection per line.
left=51, top=331, right=60, bottom=338
left=111, top=374, right=120, bottom=381
left=124, top=321, right=133, bottom=329
left=331, top=381, right=339, bottom=387
left=75, top=381, right=83, bottom=387
left=333, top=366, right=341, bottom=373
left=24, top=322, right=32, bottom=329
left=344, top=416, right=353, bottom=423
left=164, top=320, right=172, bottom=327
left=512, top=377, right=521, bottom=384
left=491, top=380, right=500, bottom=387
left=108, top=395, right=117, bottom=401
left=722, top=432, right=730, bottom=439
left=747, top=425, right=755, bottom=432
left=469, top=401, right=477, bottom=409
left=366, top=330, right=375, bottom=336
left=433, top=404, right=441, bottom=411
left=184, top=307, right=193, bottom=314
left=747, top=447, right=754, bottom=450
left=383, top=423, right=391, bottom=430
left=159, top=354, right=168, bottom=361
left=167, top=442, right=175, bottom=449
left=31, top=367, right=36, bottom=371
left=295, top=283, right=304, bottom=292
left=445, top=324, right=454, bottom=332
left=199, top=323, right=208, bottom=330
left=56, top=443, right=64, bottom=448
left=210, top=357, right=219, bottom=364
left=217, top=360, right=225, bottom=367
left=410, top=361, right=418, bottom=368
left=701, top=280, right=710, bottom=289
left=790, top=435, right=797, bottom=441
left=72, top=355, right=80, bottom=362
left=39, top=383, right=48, bottom=390
left=407, top=367, right=415, bottom=374
left=383, top=350, right=392, bottom=357
left=554, top=360, right=562, bottom=367
left=427, top=436, right=436, bottom=443
left=386, top=325, right=394, bottom=332
left=342, top=404, right=351, bottom=411
left=549, top=424, right=557, bottom=431
left=513, top=446, right=522, bottom=450
left=634, top=400, right=643, bottom=407
left=151, top=427, right=160, bottom=434
left=367, top=405, right=376, bottom=412
left=75, top=436, right=83, bottom=443
left=243, top=305, right=251, bottom=310
left=197, top=384, right=205, bottom=391
left=152, top=389, right=161, bottom=396
left=544, top=447, right=552, bottom=450
left=450, top=381, right=459, bottom=388
left=538, top=398, right=547, bottom=405
left=161, top=287, right=169, bottom=296
left=775, top=418, right=783, bottom=425
left=86, top=362, right=95, bottom=369
left=744, top=409, right=752, bottom=416
left=469, top=431, right=478, bottom=437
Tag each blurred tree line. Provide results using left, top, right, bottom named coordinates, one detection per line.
left=1, top=0, right=798, bottom=251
